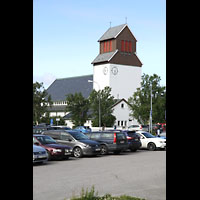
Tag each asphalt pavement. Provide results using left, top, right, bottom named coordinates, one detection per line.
left=33, top=150, right=166, bottom=200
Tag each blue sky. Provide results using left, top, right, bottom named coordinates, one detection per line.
left=33, top=0, right=166, bottom=88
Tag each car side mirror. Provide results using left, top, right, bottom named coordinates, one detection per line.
left=34, top=142, right=40, bottom=146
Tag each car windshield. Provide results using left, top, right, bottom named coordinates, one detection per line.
left=141, top=132, right=155, bottom=138
left=70, top=132, right=89, bottom=140
left=35, top=135, right=57, bottom=144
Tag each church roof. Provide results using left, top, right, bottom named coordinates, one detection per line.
left=46, top=74, right=93, bottom=101
left=91, top=50, right=118, bottom=64
left=98, top=24, right=127, bottom=41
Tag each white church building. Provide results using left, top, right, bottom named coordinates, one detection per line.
left=46, top=24, right=143, bottom=129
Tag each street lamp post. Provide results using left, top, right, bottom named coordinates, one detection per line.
left=88, top=80, right=101, bottom=131
left=150, top=84, right=152, bottom=133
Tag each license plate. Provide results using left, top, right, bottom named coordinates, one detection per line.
left=120, top=141, right=124, bottom=143
left=38, top=155, right=46, bottom=158
left=64, top=152, right=71, bottom=155
left=95, top=148, right=100, bottom=151
left=135, top=139, right=138, bottom=141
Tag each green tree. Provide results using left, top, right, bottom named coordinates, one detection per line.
left=128, top=74, right=166, bottom=124
left=89, top=87, right=116, bottom=127
left=33, top=82, right=52, bottom=125
left=65, top=93, right=90, bottom=127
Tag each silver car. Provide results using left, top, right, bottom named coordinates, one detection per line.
left=33, top=144, right=48, bottom=164
left=42, top=130, right=101, bottom=158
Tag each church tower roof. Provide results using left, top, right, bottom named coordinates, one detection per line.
left=98, top=24, right=127, bottom=42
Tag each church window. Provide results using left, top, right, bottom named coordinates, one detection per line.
left=125, top=121, right=127, bottom=127
left=121, top=40, right=132, bottom=53
left=102, top=40, right=113, bottom=53
left=121, top=103, right=124, bottom=108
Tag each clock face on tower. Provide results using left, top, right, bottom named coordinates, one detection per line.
left=111, top=66, right=118, bottom=75
left=103, top=66, right=108, bottom=75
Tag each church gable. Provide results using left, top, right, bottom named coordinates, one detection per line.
left=109, top=49, right=142, bottom=67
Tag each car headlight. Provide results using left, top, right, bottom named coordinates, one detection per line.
left=84, top=144, right=91, bottom=148
left=53, top=149, right=62, bottom=153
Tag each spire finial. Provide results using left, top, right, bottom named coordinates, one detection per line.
left=109, top=21, right=112, bottom=28
left=125, top=17, right=127, bottom=24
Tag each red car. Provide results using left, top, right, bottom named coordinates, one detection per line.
left=33, top=134, right=73, bottom=160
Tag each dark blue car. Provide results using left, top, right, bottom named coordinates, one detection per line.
left=74, top=126, right=92, bottom=133
left=122, top=130, right=141, bottom=152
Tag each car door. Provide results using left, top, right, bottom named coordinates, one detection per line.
left=57, top=133, right=76, bottom=148
left=138, top=133, right=148, bottom=148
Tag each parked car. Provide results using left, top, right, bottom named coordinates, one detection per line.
left=122, top=130, right=141, bottom=152
left=42, top=130, right=100, bottom=158
left=157, top=131, right=166, bottom=139
left=33, top=144, right=48, bottom=164
left=128, top=124, right=149, bottom=131
left=74, top=126, right=92, bottom=133
left=33, top=134, right=73, bottom=160
left=84, top=131, right=128, bottom=155
left=48, top=126, right=72, bottom=131
left=136, top=131, right=166, bottom=151
left=33, top=126, right=48, bottom=134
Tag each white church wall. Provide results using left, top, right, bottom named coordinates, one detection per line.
left=109, top=63, right=141, bottom=100
left=93, top=63, right=110, bottom=90
left=93, top=63, right=141, bottom=101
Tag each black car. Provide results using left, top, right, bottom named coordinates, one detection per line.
left=85, top=131, right=128, bottom=155
left=122, top=130, right=141, bottom=152
left=42, top=130, right=101, bottom=158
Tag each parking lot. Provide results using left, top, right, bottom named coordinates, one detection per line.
left=33, top=150, right=166, bottom=200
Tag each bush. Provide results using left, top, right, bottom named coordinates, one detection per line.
left=68, top=186, right=145, bottom=200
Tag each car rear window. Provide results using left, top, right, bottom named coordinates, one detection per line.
left=117, top=133, right=126, bottom=140
left=126, top=131, right=136, bottom=137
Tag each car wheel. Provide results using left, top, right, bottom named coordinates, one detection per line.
left=100, top=145, right=108, bottom=155
left=63, top=156, right=69, bottom=160
left=130, top=148, right=137, bottom=152
left=113, top=150, right=121, bottom=154
left=47, top=150, right=52, bottom=160
left=147, top=142, right=156, bottom=151
left=73, top=147, right=83, bottom=158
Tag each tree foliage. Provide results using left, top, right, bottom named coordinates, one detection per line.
left=128, top=74, right=166, bottom=124
left=89, top=87, right=116, bottom=127
left=65, top=93, right=90, bottom=127
left=33, top=82, right=52, bottom=125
